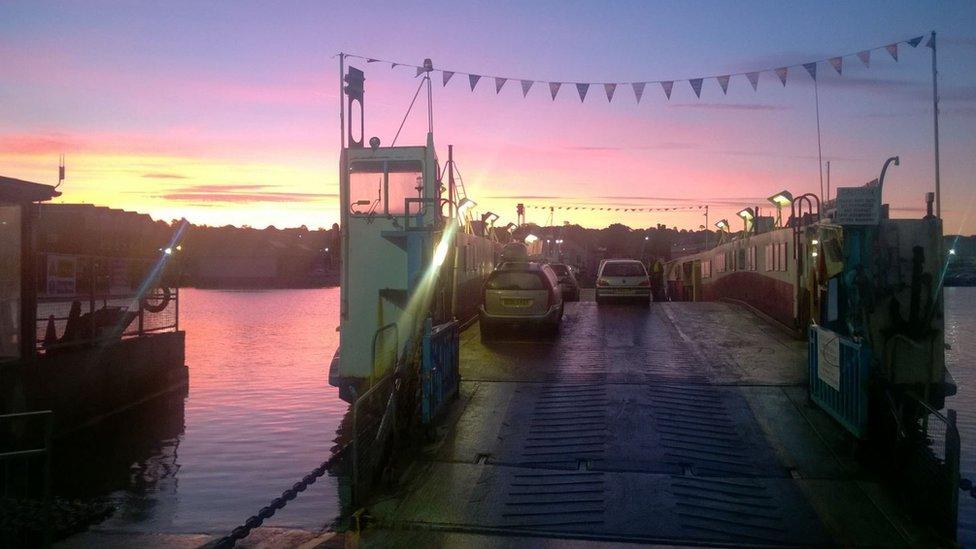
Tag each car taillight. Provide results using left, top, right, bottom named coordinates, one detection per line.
left=597, top=278, right=609, bottom=286
left=639, top=278, right=650, bottom=286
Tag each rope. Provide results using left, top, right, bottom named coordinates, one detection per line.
left=391, top=77, right=427, bottom=147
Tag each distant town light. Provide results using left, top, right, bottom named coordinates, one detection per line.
left=176, top=244, right=183, bottom=251
left=811, top=239, right=819, bottom=246
left=811, top=251, right=819, bottom=258
left=325, top=247, right=330, bottom=253
left=555, top=239, right=564, bottom=244
left=163, top=247, right=173, bottom=255
left=524, top=234, right=539, bottom=244
left=949, top=248, right=957, bottom=255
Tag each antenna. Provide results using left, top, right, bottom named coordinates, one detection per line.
left=56, top=154, right=65, bottom=188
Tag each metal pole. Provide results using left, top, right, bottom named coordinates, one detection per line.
left=825, top=161, right=830, bottom=203
left=339, top=53, right=345, bottom=151
left=930, top=31, right=941, bottom=219
left=814, top=79, right=825, bottom=204
left=704, top=205, right=709, bottom=249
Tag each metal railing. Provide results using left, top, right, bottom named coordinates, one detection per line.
left=34, top=253, right=178, bottom=354
left=901, top=393, right=960, bottom=541
left=0, top=410, right=53, bottom=548
left=808, top=326, right=871, bottom=438
left=421, top=318, right=460, bottom=425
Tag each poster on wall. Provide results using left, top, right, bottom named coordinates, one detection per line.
left=45, top=254, right=77, bottom=296
left=815, top=326, right=841, bottom=390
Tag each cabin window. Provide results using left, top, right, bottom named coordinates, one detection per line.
left=0, top=204, right=21, bottom=362
left=779, top=242, right=788, bottom=271
left=764, top=244, right=773, bottom=271
left=348, top=162, right=384, bottom=215
left=386, top=161, right=424, bottom=215
left=348, top=160, right=424, bottom=216
left=701, top=260, right=712, bottom=279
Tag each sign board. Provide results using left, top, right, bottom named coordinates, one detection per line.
left=45, top=254, right=77, bottom=296
left=834, top=185, right=880, bottom=225
left=815, top=326, right=841, bottom=390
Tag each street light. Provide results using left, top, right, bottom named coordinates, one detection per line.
left=736, top=208, right=755, bottom=232
left=767, top=190, right=793, bottom=226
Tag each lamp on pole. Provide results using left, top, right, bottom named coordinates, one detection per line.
left=767, top=190, right=794, bottom=227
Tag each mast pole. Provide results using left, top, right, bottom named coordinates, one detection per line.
left=339, top=53, right=345, bottom=151
left=930, top=31, right=941, bottom=219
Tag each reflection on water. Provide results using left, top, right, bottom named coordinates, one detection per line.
left=946, top=287, right=976, bottom=544
left=60, top=288, right=346, bottom=536
left=55, top=287, right=976, bottom=540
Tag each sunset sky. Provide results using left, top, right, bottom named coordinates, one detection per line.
left=2, top=1, right=974, bottom=233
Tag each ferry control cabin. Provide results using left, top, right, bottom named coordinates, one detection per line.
left=1, top=176, right=187, bottom=437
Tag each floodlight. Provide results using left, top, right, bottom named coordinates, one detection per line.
left=457, top=198, right=477, bottom=215
left=524, top=234, right=539, bottom=244
left=714, top=219, right=730, bottom=231
left=767, top=190, right=794, bottom=208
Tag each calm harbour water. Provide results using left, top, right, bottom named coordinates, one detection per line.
left=59, top=287, right=976, bottom=539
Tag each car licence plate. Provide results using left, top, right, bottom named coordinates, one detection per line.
left=502, top=298, right=533, bottom=308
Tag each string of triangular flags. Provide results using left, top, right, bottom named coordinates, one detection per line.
left=524, top=204, right=707, bottom=212
left=343, top=34, right=930, bottom=103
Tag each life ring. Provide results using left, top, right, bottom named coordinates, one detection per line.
left=141, top=287, right=173, bottom=313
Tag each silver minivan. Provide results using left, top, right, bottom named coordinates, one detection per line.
left=479, top=262, right=564, bottom=340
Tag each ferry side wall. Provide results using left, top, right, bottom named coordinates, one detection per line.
left=703, top=272, right=795, bottom=328
left=1, top=332, right=188, bottom=434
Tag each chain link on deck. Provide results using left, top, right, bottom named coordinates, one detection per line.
left=212, top=454, right=338, bottom=549
left=960, top=477, right=976, bottom=500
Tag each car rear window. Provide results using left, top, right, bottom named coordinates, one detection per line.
left=549, top=264, right=569, bottom=276
left=601, top=262, right=646, bottom=277
left=487, top=272, right=545, bottom=290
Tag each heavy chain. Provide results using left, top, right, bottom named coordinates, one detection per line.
left=213, top=454, right=338, bottom=549
left=960, top=477, right=976, bottom=500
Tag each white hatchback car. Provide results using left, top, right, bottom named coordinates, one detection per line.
left=595, top=259, right=651, bottom=305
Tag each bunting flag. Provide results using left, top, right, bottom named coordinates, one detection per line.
left=746, top=71, right=760, bottom=90
left=886, top=43, right=898, bottom=61
left=829, top=56, right=843, bottom=74
left=857, top=50, right=871, bottom=67
left=549, top=82, right=562, bottom=100
left=717, top=75, right=730, bottom=95
left=775, top=67, right=788, bottom=86
left=803, top=62, right=817, bottom=81
left=576, top=83, right=590, bottom=102
left=495, top=77, right=507, bottom=93
left=343, top=35, right=929, bottom=106
left=632, top=82, right=646, bottom=103
left=661, top=81, right=673, bottom=100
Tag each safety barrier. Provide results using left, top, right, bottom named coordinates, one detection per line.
left=903, top=394, right=960, bottom=541
left=0, top=410, right=53, bottom=548
left=421, top=318, right=460, bottom=425
left=808, top=326, right=871, bottom=438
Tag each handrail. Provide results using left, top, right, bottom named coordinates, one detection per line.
left=0, top=410, right=54, bottom=547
